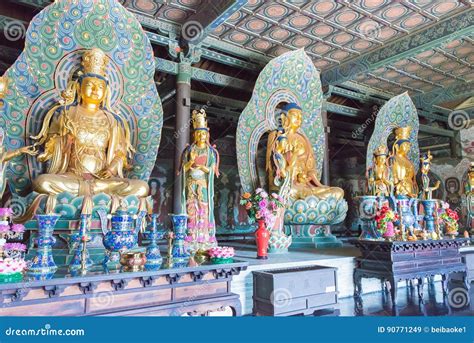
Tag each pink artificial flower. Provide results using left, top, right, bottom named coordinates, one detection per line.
left=271, top=193, right=278, bottom=199
left=260, top=191, right=268, bottom=198
left=258, top=199, right=268, bottom=208
left=255, top=188, right=264, bottom=194
left=0, top=208, right=13, bottom=217
left=11, top=224, right=25, bottom=233
left=0, top=224, right=10, bottom=233
left=184, top=235, right=193, bottom=242
left=3, top=243, right=26, bottom=252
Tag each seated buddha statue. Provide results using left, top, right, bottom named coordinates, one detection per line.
left=266, top=103, right=344, bottom=201
left=25, top=48, right=149, bottom=217
left=390, top=127, right=417, bottom=198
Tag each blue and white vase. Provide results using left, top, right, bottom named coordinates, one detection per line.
left=100, top=209, right=137, bottom=269
left=392, top=195, right=419, bottom=229
left=28, top=214, right=61, bottom=276
left=145, top=214, right=163, bottom=270
left=170, top=214, right=189, bottom=261
left=354, top=195, right=384, bottom=240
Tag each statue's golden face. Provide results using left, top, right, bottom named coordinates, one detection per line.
left=286, top=109, right=302, bottom=129
left=194, top=130, right=208, bottom=144
left=80, top=77, right=107, bottom=106
left=397, top=141, right=410, bottom=154
left=375, top=155, right=386, bottom=165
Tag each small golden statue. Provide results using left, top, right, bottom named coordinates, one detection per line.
left=180, top=109, right=220, bottom=251
left=466, top=162, right=474, bottom=196
left=367, top=145, right=392, bottom=197
left=0, top=76, right=8, bottom=108
left=420, top=151, right=440, bottom=200
left=266, top=103, right=344, bottom=200
left=25, top=48, right=149, bottom=217
left=390, top=127, right=417, bottom=197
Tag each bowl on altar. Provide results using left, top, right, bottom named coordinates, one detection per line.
left=119, top=252, right=147, bottom=272
left=208, top=246, right=234, bottom=264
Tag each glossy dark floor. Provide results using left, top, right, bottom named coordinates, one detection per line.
left=337, top=280, right=473, bottom=316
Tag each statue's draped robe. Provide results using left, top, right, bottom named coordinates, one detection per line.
left=180, top=144, right=218, bottom=250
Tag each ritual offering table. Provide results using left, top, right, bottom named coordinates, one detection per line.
left=0, top=260, right=248, bottom=316
left=350, top=238, right=468, bottom=315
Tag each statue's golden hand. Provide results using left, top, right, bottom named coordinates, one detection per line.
left=98, top=169, right=114, bottom=179
left=19, top=145, right=38, bottom=156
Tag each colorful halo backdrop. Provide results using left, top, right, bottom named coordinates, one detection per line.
left=366, top=92, right=420, bottom=173
left=236, top=49, right=324, bottom=192
left=1, top=0, right=163, bottom=196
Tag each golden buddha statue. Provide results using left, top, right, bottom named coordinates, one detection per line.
left=25, top=48, right=149, bottom=216
left=266, top=103, right=344, bottom=200
left=420, top=151, right=440, bottom=200
left=390, top=126, right=417, bottom=197
left=367, top=145, right=392, bottom=197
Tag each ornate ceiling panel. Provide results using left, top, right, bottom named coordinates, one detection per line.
left=124, top=0, right=474, bottom=101
left=355, top=35, right=474, bottom=97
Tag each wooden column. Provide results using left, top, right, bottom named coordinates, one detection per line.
left=173, top=60, right=191, bottom=214
left=321, top=102, right=330, bottom=185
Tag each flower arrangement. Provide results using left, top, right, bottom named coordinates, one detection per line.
left=208, top=246, right=235, bottom=264
left=374, top=205, right=398, bottom=238
left=0, top=207, right=27, bottom=280
left=240, top=188, right=285, bottom=227
left=437, top=203, right=459, bottom=236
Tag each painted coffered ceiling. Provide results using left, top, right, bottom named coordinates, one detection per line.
left=122, top=0, right=473, bottom=105
left=5, top=0, right=474, bottom=112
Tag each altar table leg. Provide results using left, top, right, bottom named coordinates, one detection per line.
left=441, top=274, right=449, bottom=296
left=417, top=277, right=424, bottom=300
left=353, top=270, right=362, bottom=298
left=388, top=277, right=397, bottom=305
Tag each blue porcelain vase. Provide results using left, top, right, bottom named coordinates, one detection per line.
left=392, top=195, right=419, bottom=230
left=170, top=214, right=189, bottom=260
left=28, top=214, right=61, bottom=276
left=354, top=195, right=383, bottom=240
left=421, top=199, right=437, bottom=234
left=145, top=214, right=163, bottom=270
left=100, top=209, right=137, bottom=269
left=69, top=214, right=93, bottom=271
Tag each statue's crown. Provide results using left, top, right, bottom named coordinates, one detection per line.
left=394, top=126, right=411, bottom=140
left=192, top=109, right=208, bottom=130
left=374, top=145, right=388, bottom=156
left=81, top=48, right=109, bottom=77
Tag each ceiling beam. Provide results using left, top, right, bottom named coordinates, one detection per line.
left=326, top=102, right=367, bottom=118
left=412, top=82, right=474, bottom=109
left=419, top=124, right=455, bottom=138
left=181, top=0, right=248, bottom=46
left=321, top=9, right=474, bottom=86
